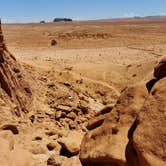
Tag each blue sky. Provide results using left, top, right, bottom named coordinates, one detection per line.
left=0, top=0, right=166, bottom=23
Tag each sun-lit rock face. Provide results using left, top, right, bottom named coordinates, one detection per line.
left=133, top=77, right=166, bottom=166
left=80, top=83, right=149, bottom=166
left=0, top=19, right=33, bottom=117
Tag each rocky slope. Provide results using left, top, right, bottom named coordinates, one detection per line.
left=0, top=20, right=118, bottom=165
left=0, top=20, right=33, bottom=118
left=0, top=20, right=36, bottom=165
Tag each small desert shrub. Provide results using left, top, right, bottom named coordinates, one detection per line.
left=51, top=39, right=57, bottom=46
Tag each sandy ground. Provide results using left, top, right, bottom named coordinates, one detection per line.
left=2, top=19, right=166, bottom=114
left=3, top=19, right=166, bottom=91
left=9, top=46, right=158, bottom=89
left=2, top=19, right=166, bottom=129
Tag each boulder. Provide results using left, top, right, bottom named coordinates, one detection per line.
left=58, top=131, right=84, bottom=156
left=47, top=142, right=57, bottom=151
left=47, top=155, right=67, bottom=166
left=80, top=83, right=148, bottom=165
left=66, top=112, right=77, bottom=120
left=57, top=105, right=72, bottom=113
left=86, top=114, right=106, bottom=130
left=133, top=77, right=166, bottom=166
left=30, top=142, right=48, bottom=155
left=61, top=156, right=82, bottom=166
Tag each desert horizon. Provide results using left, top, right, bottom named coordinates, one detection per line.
left=2, top=14, right=166, bottom=24
left=0, top=0, right=166, bottom=166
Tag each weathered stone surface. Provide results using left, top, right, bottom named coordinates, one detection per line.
left=58, top=131, right=84, bottom=155
left=9, top=147, right=36, bottom=166
left=1, top=124, right=19, bottom=134
left=30, top=142, right=48, bottom=154
left=66, top=112, right=77, bottom=120
left=0, top=130, right=15, bottom=150
left=86, top=114, right=106, bottom=130
left=0, top=136, right=35, bottom=166
left=61, top=156, right=82, bottom=166
left=80, top=83, right=148, bottom=165
left=133, top=78, right=166, bottom=166
left=0, top=20, right=33, bottom=116
left=47, top=155, right=67, bottom=166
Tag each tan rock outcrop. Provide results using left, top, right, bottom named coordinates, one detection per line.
left=133, top=77, right=166, bottom=166
left=0, top=19, right=33, bottom=117
left=80, top=56, right=166, bottom=166
left=61, top=156, right=82, bottom=166
left=0, top=135, right=36, bottom=166
left=58, top=131, right=84, bottom=156
left=80, top=83, right=148, bottom=165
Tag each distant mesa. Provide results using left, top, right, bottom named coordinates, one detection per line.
left=40, top=20, right=46, bottom=24
left=133, top=15, right=166, bottom=20
left=53, top=18, right=72, bottom=22
left=134, top=16, right=141, bottom=19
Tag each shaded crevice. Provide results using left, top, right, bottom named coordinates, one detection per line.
left=81, top=158, right=122, bottom=166
left=87, top=117, right=105, bottom=130
left=1, top=124, right=19, bottom=135
left=0, top=53, right=4, bottom=63
left=60, top=147, right=75, bottom=158
left=0, top=20, right=33, bottom=116
left=125, top=119, right=140, bottom=166
left=146, top=79, right=157, bottom=93
left=0, top=69, right=12, bottom=97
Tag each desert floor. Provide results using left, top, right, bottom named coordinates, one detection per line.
left=3, top=20, right=166, bottom=92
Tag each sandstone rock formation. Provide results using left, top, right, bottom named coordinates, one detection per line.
left=79, top=58, right=166, bottom=166
left=0, top=19, right=33, bottom=117
left=58, top=131, right=84, bottom=156
left=0, top=19, right=37, bottom=166
left=133, top=74, right=166, bottom=166
left=0, top=132, right=36, bottom=166
left=80, top=83, right=148, bottom=165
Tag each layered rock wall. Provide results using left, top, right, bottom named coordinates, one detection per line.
left=0, top=20, right=33, bottom=117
